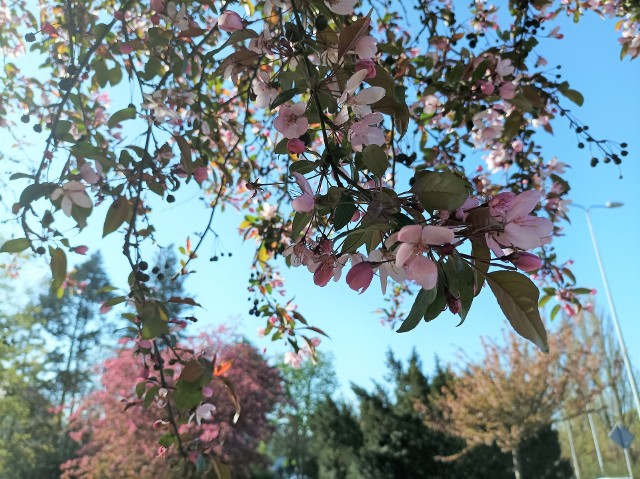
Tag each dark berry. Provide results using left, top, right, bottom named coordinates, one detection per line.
left=33, top=124, right=42, bottom=133
left=167, top=194, right=175, bottom=203
left=138, top=261, right=148, bottom=271
left=152, top=266, right=160, bottom=274
left=67, top=65, right=78, bottom=75
left=577, top=143, right=584, bottom=149
left=59, top=78, right=74, bottom=91
left=25, top=32, right=36, bottom=42
left=36, top=246, right=46, bottom=255
left=315, top=15, right=328, bottom=31
left=590, top=158, right=598, bottom=167
left=156, top=273, right=165, bottom=280
left=20, top=114, right=30, bottom=123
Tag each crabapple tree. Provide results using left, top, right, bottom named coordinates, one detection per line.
left=0, top=0, right=638, bottom=473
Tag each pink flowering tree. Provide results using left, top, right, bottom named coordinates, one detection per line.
left=61, top=330, right=284, bottom=478
left=0, top=0, right=638, bottom=472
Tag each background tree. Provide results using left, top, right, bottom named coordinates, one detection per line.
left=426, top=320, right=600, bottom=479
left=60, top=329, right=284, bottom=479
left=270, top=351, right=338, bottom=478
left=37, top=253, right=111, bottom=415
left=556, top=309, right=640, bottom=477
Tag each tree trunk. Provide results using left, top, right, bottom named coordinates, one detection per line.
left=512, top=448, right=523, bottom=479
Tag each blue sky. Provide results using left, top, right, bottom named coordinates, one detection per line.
left=1, top=6, right=638, bottom=399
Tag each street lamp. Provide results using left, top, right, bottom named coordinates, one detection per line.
left=572, top=202, right=640, bottom=423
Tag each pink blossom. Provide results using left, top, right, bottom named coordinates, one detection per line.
left=284, top=351, right=303, bottom=369
left=404, top=255, right=439, bottom=290
left=394, top=225, right=454, bottom=290
left=496, top=58, right=514, bottom=77
left=325, top=0, right=359, bottom=16
left=346, top=261, right=374, bottom=294
left=99, top=302, right=112, bottom=314
left=287, top=138, right=305, bottom=154
left=195, top=403, right=216, bottom=424
left=349, top=112, right=385, bottom=151
left=355, top=59, right=377, bottom=79
left=80, top=163, right=101, bottom=184
left=274, top=103, right=308, bottom=139
left=354, top=36, right=377, bottom=59
left=487, top=190, right=554, bottom=252
left=290, top=172, right=314, bottom=213
left=511, top=139, right=524, bottom=152
left=499, top=82, right=516, bottom=100
left=51, top=181, right=93, bottom=216
left=218, top=11, right=243, bottom=32
left=368, top=239, right=407, bottom=294
left=251, top=70, right=277, bottom=109
left=338, top=70, right=385, bottom=118
left=423, top=95, right=439, bottom=115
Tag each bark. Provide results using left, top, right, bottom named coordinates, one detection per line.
left=512, top=448, right=523, bottom=479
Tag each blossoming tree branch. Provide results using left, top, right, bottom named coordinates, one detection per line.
left=0, top=0, right=637, bottom=473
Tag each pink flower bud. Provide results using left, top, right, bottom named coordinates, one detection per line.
left=218, top=11, right=243, bottom=32
left=511, top=252, right=542, bottom=272
left=447, top=297, right=462, bottom=315
left=193, top=166, right=208, bottom=183
left=72, top=245, right=89, bottom=255
left=562, top=303, right=576, bottom=317
left=480, top=81, right=495, bottom=95
left=150, top=0, right=165, bottom=13
left=287, top=138, right=305, bottom=154
left=119, top=43, right=133, bottom=55
left=355, top=59, right=377, bottom=79
left=346, top=262, right=374, bottom=294
left=99, top=302, right=112, bottom=314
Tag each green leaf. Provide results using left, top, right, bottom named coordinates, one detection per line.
left=158, top=433, right=176, bottom=447
left=291, top=211, right=312, bottom=239
left=140, top=301, right=170, bottom=340
left=397, top=288, right=437, bottom=333
left=270, top=88, right=300, bottom=110
left=174, top=135, right=195, bottom=175
left=173, top=380, right=203, bottom=409
left=443, top=254, right=475, bottom=322
left=470, top=240, right=491, bottom=296
left=411, top=170, right=470, bottom=212
left=143, top=385, right=160, bottom=409
left=337, top=13, right=371, bottom=59
left=135, top=381, right=146, bottom=399
left=19, top=183, right=57, bottom=207
left=289, top=160, right=316, bottom=175
left=362, top=145, right=389, bottom=178
left=107, top=107, right=136, bottom=129
left=550, top=303, right=561, bottom=321
left=0, top=238, right=30, bottom=253
left=424, top=280, right=447, bottom=322
left=333, top=199, right=356, bottom=231
left=486, top=271, right=548, bottom=352
left=560, top=88, right=584, bottom=107
left=103, top=197, right=130, bottom=237
left=49, top=247, right=67, bottom=293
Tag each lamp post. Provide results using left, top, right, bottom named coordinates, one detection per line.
left=573, top=202, right=640, bottom=423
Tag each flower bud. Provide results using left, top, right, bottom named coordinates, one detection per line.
left=355, top=59, right=377, bottom=79
left=346, top=261, right=374, bottom=294
left=511, top=252, right=542, bottom=272
left=287, top=138, right=305, bottom=154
